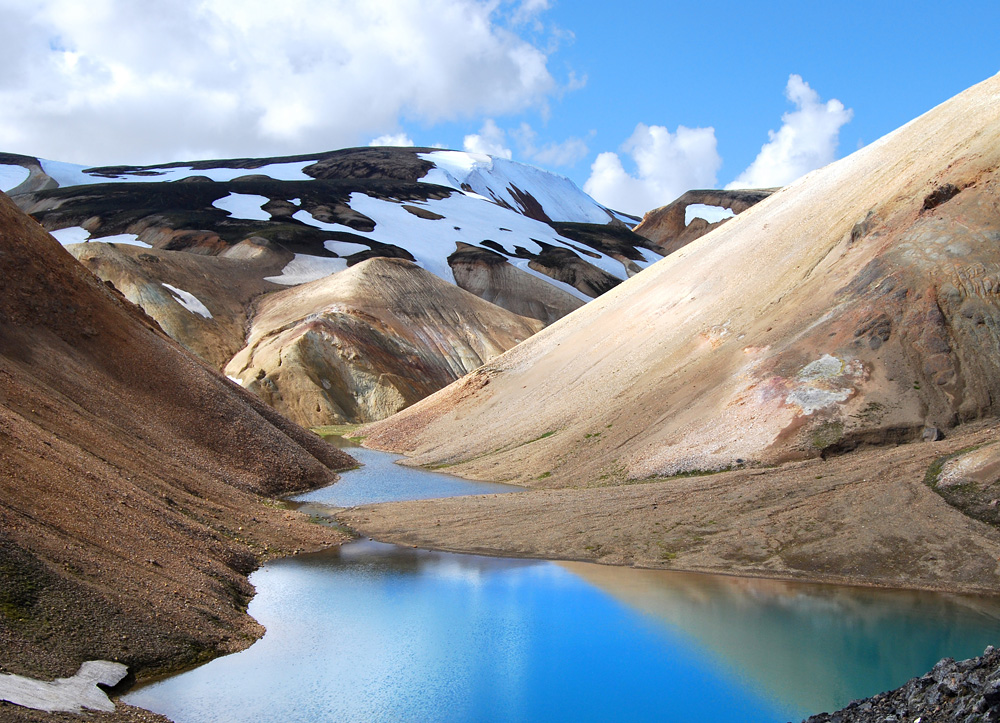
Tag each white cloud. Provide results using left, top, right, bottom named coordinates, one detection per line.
left=583, top=124, right=721, bottom=216
left=512, top=123, right=588, bottom=167
left=463, top=119, right=513, bottom=159
left=510, top=0, right=550, bottom=25
left=368, top=133, right=415, bottom=147
left=727, top=74, right=853, bottom=189
left=0, top=0, right=559, bottom=164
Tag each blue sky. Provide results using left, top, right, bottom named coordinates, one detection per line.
left=1, top=0, right=998, bottom=214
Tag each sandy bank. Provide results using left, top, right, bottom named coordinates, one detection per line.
left=339, top=421, right=1000, bottom=595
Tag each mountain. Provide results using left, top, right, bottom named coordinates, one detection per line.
left=633, top=188, right=774, bottom=255
left=345, top=73, right=1000, bottom=591
left=226, top=256, right=544, bottom=426
left=1, top=147, right=656, bottom=425
left=0, top=190, right=355, bottom=689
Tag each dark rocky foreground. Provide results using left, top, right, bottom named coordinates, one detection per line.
left=802, top=647, right=1000, bottom=723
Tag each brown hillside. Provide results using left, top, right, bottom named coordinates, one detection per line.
left=0, top=191, right=354, bottom=691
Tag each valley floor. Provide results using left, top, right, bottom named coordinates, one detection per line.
left=340, top=420, right=1000, bottom=595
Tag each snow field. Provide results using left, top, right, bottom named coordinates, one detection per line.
left=0, top=164, right=30, bottom=192
left=39, top=159, right=315, bottom=187
left=212, top=193, right=272, bottom=221
left=161, top=283, right=213, bottom=318
left=264, top=254, right=349, bottom=285
left=292, top=190, right=651, bottom=288
left=419, top=151, right=616, bottom=225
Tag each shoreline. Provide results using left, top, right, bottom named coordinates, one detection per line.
left=341, top=420, right=1000, bottom=597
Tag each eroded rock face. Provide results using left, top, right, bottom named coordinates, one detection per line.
left=226, top=257, right=544, bottom=426
left=358, top=72, right=1000, bottom=486
left=633, top=188, right=774, bottom=255
left=67, top=241, right=289, bottom=368
left=448, top=242, right=584, bottom=325
left=803, top=647, right=1000, bottom=723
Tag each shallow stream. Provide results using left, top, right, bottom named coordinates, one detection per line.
left=124, top=443, right=1000, bottom=722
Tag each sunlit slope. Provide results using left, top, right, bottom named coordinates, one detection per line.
left=226, top=257, right=543, bottom=425
left=361, top=72, right=1000, bottom=486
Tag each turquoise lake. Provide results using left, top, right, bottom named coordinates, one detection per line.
left=124, top=445, right=1000, bottom=722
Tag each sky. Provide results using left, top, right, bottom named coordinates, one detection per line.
left=1, top=0, right=998, bottom=215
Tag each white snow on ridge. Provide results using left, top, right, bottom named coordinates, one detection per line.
left=48, top=227, right=153, bottom=248
left=162, top=283, right=212, bottom=318
left=685, top=204, right=735, bottom=226
left=419, top=151, right=615, bottom=225
left=0, top=164, right=29, bottom=192
left=39, top=159, right=314, bottom=188
left=324, top=239, right=370, bottom=256
left=292, top=191, right=638, bottom=287
left=50, top=226, right=91, bottom=245
left=264, top=254, right=349, bottom=285
left=213, top=193, right=272, bottom=221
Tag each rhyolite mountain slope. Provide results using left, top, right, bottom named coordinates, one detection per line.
left=361, top=72, right=1000, bottom=484
left=0, top=191, right=355, bottom=692
left=1, top=147, right=655, bottom=425
left=226, top=256, right=544, bottom=426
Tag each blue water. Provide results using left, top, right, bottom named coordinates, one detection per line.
left=292, top=445, right=522, bottom=506
left=124, top=444, right=1000, bottom=723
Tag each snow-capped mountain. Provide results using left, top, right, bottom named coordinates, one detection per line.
left=1, top=146, right=657, bottom=425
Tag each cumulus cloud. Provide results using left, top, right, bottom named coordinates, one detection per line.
left=368, top=133, right=415, bottom=147
left=583, top=124, right=722, bottom=216
left=513, top=123, right=589, bottom=167
left=727, top=74, right=853, bottom=189
left=0, top=0, right=560, bottom=164
left=463, top=119, right=513, bottom=159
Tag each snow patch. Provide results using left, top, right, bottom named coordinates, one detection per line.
left=227, top=375, right=244, bottom=386
left=50, top=227, right=91, bottom=245
left=685, top=204, right=735, bottom=226
left=0, top=660, right=127, bottom=714
left=0, top=164, right=30, bottom=192
left=264, top=254, right=348, bottom=285
left=39, top=159, right=314, bottom=187
left=296, top=191, right=633, bottom=286
left=323, top=239, right=370, bottom=256
left=162, top=283, right=212, bottom=318
left=419, top=151, right=616, bottom=224
left=212, top=193, right=272, bottom=221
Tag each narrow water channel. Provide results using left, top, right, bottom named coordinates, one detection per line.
left=124, top=443, right=1000, bottom=723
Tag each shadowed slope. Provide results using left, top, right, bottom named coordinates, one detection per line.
left=0, top=191, right=354, bottom=689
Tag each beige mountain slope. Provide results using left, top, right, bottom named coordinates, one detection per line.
left=226, top=257, right=544, bottom=426
left=361, top=72, right=1000, bottom=487
left=0, top=191, right=354, bottom=696
left=67, top=239, right=290, bottom=368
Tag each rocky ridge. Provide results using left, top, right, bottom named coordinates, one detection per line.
left=0, top=147, right=655, bottom=425
left=803, top=647, right=1000, bottom=723
left=633, top=188, right=775, bottom=255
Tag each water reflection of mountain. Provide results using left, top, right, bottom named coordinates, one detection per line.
left=562, top=562, right=1000, bottom=714
left=277, top=539, right=544, bottom=580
